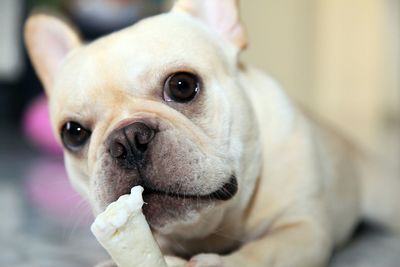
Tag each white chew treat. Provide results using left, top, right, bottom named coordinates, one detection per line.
left=91, top=186, right=168, bottom=267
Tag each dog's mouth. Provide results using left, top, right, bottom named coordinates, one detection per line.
left=142, top=175, right=238, bottom=201
left=139, top=175, right=238, bottom=229
left=99, top=172, right=238, bottom=229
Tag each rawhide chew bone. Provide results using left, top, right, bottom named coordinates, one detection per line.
left=91, top=186, right=168, bottom=267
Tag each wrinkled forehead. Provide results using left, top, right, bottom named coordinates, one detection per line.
left=52, top=13, right=228, bottom=103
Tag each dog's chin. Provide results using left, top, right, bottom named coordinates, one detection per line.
left=141, top=176, right=238, bottom=230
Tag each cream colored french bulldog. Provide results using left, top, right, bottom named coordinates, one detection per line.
left=24, top=0, right=400, bottom=266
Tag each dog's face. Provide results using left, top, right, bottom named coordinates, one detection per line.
left=25, top=1, right=258, bottom=236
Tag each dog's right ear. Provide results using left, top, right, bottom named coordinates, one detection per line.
left=172, top=0, right=247, bottom=52
left=24, top=14, right=81, bottom=95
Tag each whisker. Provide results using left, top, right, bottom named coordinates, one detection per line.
left=62, top=198, right=93, bottom=240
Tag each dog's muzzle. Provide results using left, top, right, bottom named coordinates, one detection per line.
left=100, top=120, right=237, bottom=228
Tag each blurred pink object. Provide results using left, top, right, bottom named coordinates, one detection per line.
left=25, top=159, right=93, bottom=228
left=23, top=95, right=63, bottom=154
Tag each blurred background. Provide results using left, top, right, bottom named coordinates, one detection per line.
left=0, top=0, right=398, bottom=266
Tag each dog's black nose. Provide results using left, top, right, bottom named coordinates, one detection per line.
left=107, top=122, right=155, bottom=167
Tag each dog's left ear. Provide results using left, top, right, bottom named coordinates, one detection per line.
left=172, top=0, right=247, bottom=51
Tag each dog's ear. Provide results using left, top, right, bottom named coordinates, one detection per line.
left=172, top=0, right=247, bottom=51
left=24, top=14, right=81, bottom=95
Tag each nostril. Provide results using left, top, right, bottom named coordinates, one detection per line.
left=133, top=124, right=155, bottom=153
left=109, top=142, right=126, bottom=158
left=136, top=129, right=155, bottom=145
left=135, top=136, right=149, bottom=153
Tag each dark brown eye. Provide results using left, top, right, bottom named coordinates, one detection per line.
left=163, top=72, right=200, bottom=103
left=61, top=122, right=91, bottom=151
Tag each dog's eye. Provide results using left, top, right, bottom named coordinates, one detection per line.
left=61, top=122, right=91, bottom=151
left=163, top=72, right=200, bottom=103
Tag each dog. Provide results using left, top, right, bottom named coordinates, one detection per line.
left=24, top=0, right=400, bottom=266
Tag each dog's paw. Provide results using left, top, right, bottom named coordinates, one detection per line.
left=165, top=255, right=188, bottom=267
left=91, top=186, right=144, bottom=242
left=186, top=254, right=225, bottom=267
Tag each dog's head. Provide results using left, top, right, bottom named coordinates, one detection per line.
left=25, top=0, right=260, bottom=236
